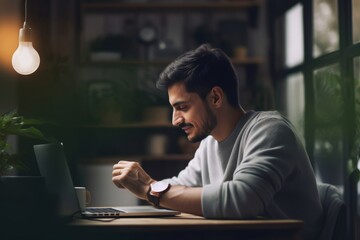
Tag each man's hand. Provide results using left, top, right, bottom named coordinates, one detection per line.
left=112, top=161, right=203, bottom=216
left=112, top=161, right=155, bottom=200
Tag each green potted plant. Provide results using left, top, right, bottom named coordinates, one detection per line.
left=0, top=110, right=49, bottom=175
left=135, top=76, right=170, bottom=124
left=348, top=75, right=360, bottom=189
left=313, top=70, right=344, bottom=185
left=314, top=70, right=360, bottom=185
left=0, top=110, right=54, bottom=228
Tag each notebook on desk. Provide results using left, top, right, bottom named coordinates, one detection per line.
left=34, top=142, right=180, bottom=219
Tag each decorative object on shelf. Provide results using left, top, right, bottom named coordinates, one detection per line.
left=142, top=106, right=170, bottom=124
left=153, top=14, right=181, bottom=60
left=146, top=134, right=168, bottom=156
left=217, top=19, right=248, bottom=58
left=138, top=21, right=158, bottom=45
left=89, top=34, right=138, bottom=61
left=234, top=46, right=248, bottom=60
left=12, top=0, right=40, bottom=75
left=193, top=19, right=248, bottom=59
left=87, top=81, right=122, bottom=125
left=138, top=21, right=158, bottom=60
left=135, top=69, right=168, bottom=115
left=153, top=39, right=181, bottom=61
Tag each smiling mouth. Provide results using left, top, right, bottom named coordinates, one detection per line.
left=179, top=123, right=193, bottom=134
left=182, top=126, right=192, bottom=134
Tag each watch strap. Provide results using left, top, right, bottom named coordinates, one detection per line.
left=146, top=183, right=170, bottom=208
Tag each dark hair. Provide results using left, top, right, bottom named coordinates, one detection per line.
left=156, top=44, right=240, bottom=107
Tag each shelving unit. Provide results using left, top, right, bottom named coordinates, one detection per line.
left=80, top=57, right=263, bottom=67
left=66, top=0, right=267, bottom=206
left=78, top=0, right=262, bottom=61
left=81, top=1, right=261, bottom=12
left=78, top=122, right=175, bottom=129
left=79, top=154, right=194, bottom=164
left=75, top=0, right=265, bottom=169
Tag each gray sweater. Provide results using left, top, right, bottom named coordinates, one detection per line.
left=164, top=111, right=322, bottom=240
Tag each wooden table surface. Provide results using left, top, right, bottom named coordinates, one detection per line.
left=64, top=213, right=304, bottom=240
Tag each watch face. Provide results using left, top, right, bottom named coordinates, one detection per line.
left=151, top=181, right=169, bottom=192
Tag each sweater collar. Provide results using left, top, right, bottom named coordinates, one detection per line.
left=218, top=110, right=256, bottom=148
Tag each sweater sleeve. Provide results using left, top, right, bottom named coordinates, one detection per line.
left=202, top=116, right=299, bottom=218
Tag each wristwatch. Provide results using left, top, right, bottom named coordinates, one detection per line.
left=147, top=181, right=171, bottom=208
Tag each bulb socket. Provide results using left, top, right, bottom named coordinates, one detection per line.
left=19, top=22, right=32, bottom=42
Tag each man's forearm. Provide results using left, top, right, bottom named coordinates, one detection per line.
left=159, top=185, right=203, bottom=216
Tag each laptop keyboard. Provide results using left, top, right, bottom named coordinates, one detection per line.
left=85, top=207, right=124, bottom=217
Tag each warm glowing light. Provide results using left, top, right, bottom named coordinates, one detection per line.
left=11, top=0, right=40, bottom=75
left=12, top=41, right=40, bottom=75
left=0, top=23, right=19, bottom=71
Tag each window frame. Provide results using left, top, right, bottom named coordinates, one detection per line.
left=270, top=0, right=359, bottom=169
left=269, top=1, right=360, bottom=237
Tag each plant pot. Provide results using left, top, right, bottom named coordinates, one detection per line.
left=0, top=176, right=55, bottom=234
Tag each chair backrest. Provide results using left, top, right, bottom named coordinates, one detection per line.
left=317, top=183, right=347, bottom=240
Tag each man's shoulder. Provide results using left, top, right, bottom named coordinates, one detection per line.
left=248, top=110, right=291, bottom=129
left=256, top=110, right=283, bottom=120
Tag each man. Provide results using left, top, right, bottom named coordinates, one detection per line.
left=112, top=44, right=322, bottom=240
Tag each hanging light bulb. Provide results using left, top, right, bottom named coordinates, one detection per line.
left=12, top=0, right=40, bottom=75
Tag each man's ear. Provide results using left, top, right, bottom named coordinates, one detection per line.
left=210, top=87, right=223, bottom=108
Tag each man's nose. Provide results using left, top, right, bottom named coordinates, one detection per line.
left=172, top=113, right=184, bottom=127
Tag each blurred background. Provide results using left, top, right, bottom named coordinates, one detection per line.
left=0, top=0, right=359, bottom=237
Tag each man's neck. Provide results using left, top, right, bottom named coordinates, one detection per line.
left=211, top=106, right=246, bottom=142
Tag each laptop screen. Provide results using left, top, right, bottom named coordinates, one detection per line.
left=34, top=142, right=81, bottom=220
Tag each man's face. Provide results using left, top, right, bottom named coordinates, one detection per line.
left=168, top=82, right=217, bottom=142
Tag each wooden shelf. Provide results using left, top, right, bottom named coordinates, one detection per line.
left=232, top=57, right=263, bottom=65
left=74, top=0, right=264, bottom=169
left=82, top=1, right=261, bottom=13
left=79, top=154, right=193, bottom=164
left=78, top=122, right=175, bottom=129
left=81, top=57, right=263, bottom=67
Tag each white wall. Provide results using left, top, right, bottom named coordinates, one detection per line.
left=0, top=0, right=21, bottom=114
left=77, top=163, right=138, bottom=207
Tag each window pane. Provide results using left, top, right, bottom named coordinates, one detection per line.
left=354, top=57, right=360, bottom=163
left=274, top=16, right=285, bottom=71
left=313, top=64, right=344, bottom=186
left=355, top=57, right=360, bottom=215
left=353, top=0, right=360, bottom=43
left=313, top=0, right=339, bottom=57
left=284, top=73, right=305, bottom=142
left=285, top=4, right=304, bottom=67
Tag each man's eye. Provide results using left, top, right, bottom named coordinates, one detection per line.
left=178, top=105, right=187, bottom=111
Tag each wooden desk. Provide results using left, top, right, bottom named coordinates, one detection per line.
left=61, top=213, right=303, bottom=240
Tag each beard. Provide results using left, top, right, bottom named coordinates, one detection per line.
left=182, top=103, right=217, bottom=143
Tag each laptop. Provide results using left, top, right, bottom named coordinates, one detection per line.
left=34, top=142, right=180, bottom=219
